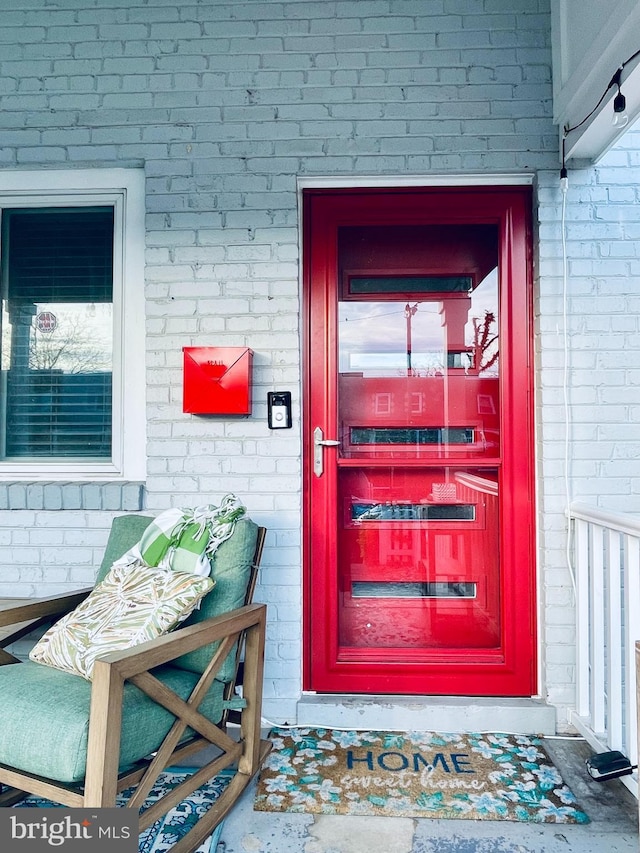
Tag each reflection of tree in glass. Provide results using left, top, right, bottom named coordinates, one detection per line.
left=29, top=314, right=110, bottom=374
left=472, top=310, right=498, bottom=373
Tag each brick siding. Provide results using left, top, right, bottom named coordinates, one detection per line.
left=1, top=0, right=638, bottom=729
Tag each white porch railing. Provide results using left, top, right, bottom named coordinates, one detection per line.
left=568, top=500, right=640, bottom=797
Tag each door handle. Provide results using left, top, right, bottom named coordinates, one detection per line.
left=313, top=426, right=339, bottom=477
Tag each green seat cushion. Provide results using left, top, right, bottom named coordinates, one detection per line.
left=176, top=517, right=259, bottom=681
left=0, top=661, right=224, bottom=784
left=94, top=513, right=259, bottom=681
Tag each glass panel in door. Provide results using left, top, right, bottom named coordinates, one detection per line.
left=336, top=224, right=500, bottom=656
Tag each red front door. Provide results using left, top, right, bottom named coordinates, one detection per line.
left=303, top=187, right=536, bottom=696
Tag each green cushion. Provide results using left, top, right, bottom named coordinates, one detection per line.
left=175, top=517, right=259, bottom=681
left=0, top=661, right=224, bottom=784
left=95, top=515, right=154, bottom=584
left=95, top=513, right=259, bottom=681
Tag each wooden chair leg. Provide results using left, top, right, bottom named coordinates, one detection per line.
left=83, top=659, right=125, bottom=807
left=162, top=739, right=273, bottom=853
left=237, top=614, right=267, bottom=776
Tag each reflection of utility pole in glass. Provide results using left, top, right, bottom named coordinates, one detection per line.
left=404, top=302, right=418, bottom=375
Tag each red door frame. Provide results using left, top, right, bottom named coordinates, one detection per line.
left=302, top=186, right=536, bottom=696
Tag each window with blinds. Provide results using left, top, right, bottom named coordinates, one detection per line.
left=0, top=207, right=114, bottom=460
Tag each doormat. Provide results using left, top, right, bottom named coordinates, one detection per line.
left=254, top=729, right=590, bottom=824
left=14, top=767, right=231, bottom=852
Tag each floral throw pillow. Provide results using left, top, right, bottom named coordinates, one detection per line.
left=29, top=564, right=214, bottom=680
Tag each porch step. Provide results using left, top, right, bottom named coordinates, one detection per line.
left=296, top=694, right=556, bottom=736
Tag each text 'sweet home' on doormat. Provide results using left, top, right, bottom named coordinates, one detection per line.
left=14, top=767, right=231, bottom=853
left=254, top=729, right=590, bottom=824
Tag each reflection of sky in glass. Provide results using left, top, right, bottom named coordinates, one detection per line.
left=339, top=268, right=498, bottom=376
left=1, top=301, right=112, bottom=373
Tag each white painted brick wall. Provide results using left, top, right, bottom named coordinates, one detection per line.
left=4, top=0, right=634, bottom=729
left=536, top=123, right=640, bottom=727
left=0, top=511, right=116, bottom=598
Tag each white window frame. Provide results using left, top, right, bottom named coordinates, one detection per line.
left=0, top=169, right=146, bottom=481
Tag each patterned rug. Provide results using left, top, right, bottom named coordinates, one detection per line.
left=15, top=767, right=231, bottom=852
left=254, top=729, right=590, bottom=824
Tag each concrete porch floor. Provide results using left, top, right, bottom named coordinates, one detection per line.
left=212, top=736, right=638, bottom=853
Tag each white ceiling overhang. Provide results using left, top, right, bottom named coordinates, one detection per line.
left=552, top=0, right=640, bottom=164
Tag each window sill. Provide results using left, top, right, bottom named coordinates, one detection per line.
left=0, top=482, right=145, bottom=511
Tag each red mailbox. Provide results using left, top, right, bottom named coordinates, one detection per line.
left=182, top=346, right=253, bottom=415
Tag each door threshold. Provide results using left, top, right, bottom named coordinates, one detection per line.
left=297, top=693, right=556, bottom=736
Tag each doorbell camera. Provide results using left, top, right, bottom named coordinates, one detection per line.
left=267, top=391, right=292, bottom=429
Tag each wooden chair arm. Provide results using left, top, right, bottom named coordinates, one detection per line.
left=0, top=588, right=93, bottom=629
left=94, top=602, right=267, bottom=681
left=0, top=588, right=93, bottom=665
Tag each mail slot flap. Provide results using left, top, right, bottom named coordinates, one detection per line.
left=183, top=346, right=253, bottom=415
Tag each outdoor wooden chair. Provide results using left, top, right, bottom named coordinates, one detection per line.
left=0, top=514, right=270, bottom=853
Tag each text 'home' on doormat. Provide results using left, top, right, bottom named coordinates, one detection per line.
left=254, top=729, right=590, bottom=824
